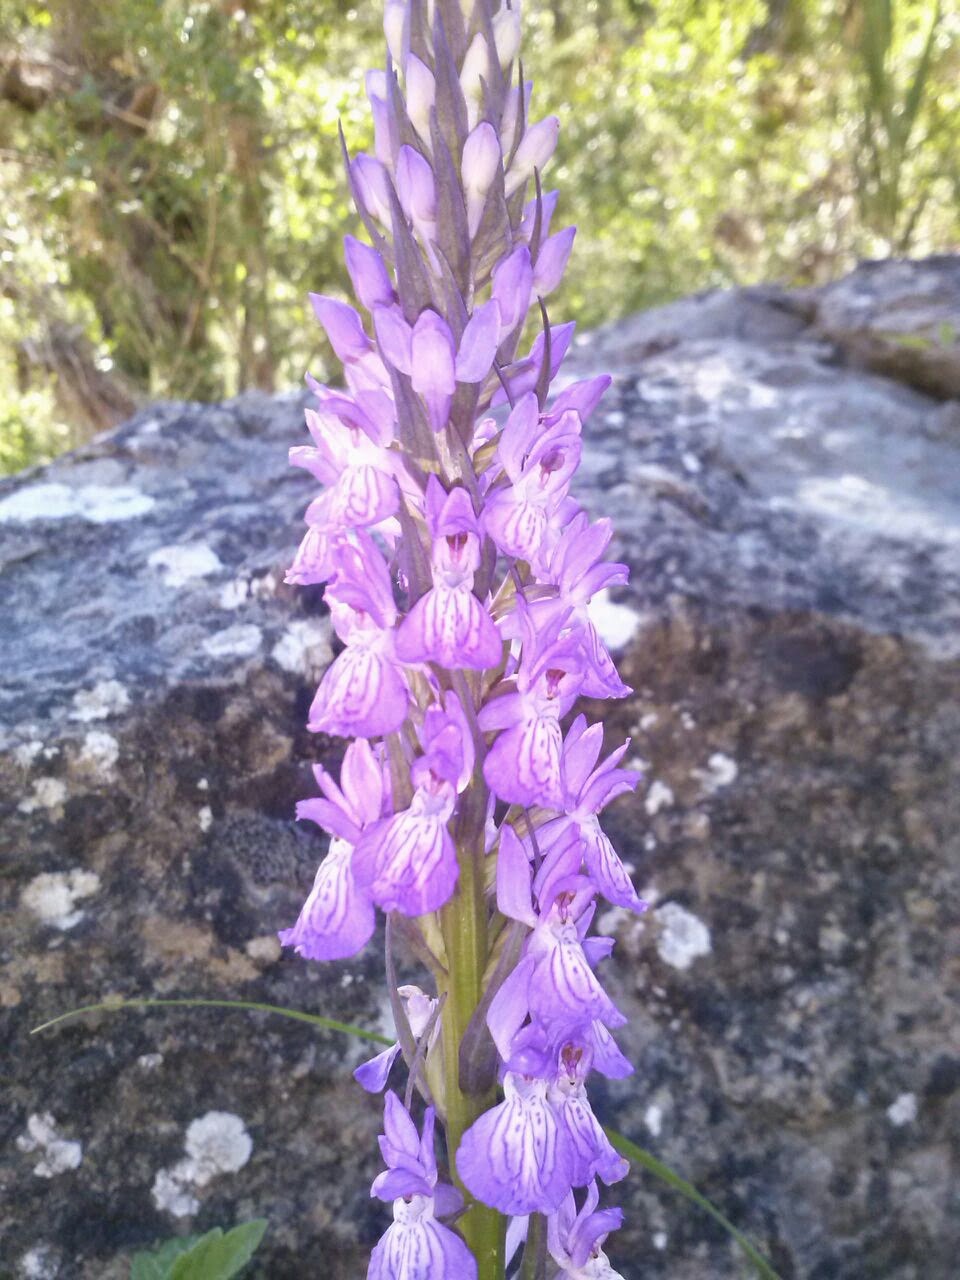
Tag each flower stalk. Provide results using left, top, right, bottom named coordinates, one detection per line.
left=279, top=1, right=645, bottom=1275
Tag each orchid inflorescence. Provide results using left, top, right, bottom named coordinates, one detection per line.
left=279, top=0, right=645, bottom=1275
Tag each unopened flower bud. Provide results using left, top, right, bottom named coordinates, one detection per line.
left=352, top=153, right=393, bottom=225
left=366, top=71, right=392, bottom=166
left=505, top=115, right=559, bottom=197
left=462, top=122, right=501, bottom=237
left=406, top=54, right=436, bottom=145
left=344, top=235, right=395, bottom=312
left=493, top=4, right=522, bottom=69
left=383, top=0, right=406, bottom=66
left=397, top=145, right=437, bottom=241
left=460, top=33, right=490, bottom=131
left=533, top=226, right=576, bottom=295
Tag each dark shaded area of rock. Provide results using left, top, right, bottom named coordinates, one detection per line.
left=2, top=258, right=959, bottom=1280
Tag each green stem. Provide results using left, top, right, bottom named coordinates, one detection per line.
left=519, top=1214, right=546, bottom=1279
left=440, top=796, right=504, bottom=1279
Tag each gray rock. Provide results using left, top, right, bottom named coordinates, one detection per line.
left=812, top=255, right=960, bottom=399
left=2, top=259, right=959, bottom=1279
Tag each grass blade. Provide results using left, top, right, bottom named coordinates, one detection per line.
left=606, top=1127, right=782, bottom=1280
left=30, top=996, right=393, bottom=1045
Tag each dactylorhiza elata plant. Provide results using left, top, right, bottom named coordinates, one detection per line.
left=279, top=2, right=644, bottom=1276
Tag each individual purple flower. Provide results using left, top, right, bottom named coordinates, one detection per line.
left=395, top=478, right=502, bottom=671
left=549, top=1041, right=629, bottom=1189
left=352, top=729, right=463, bottom=916
left=456, top=1070, right=572, bottom=1216
left=290, top=405, right=400, bottom=535
left=547, top=1182, right=626, bottom=1280
left=479, top=606, right=584, bottom=808
left=278, top=739, right=390, bottom=961
left=531, top=715, right=646, bottom=913
left=483, top=395, right=582, bottom=566
left=534, top=512, right=632, bottom=699
left=307, top=534, right=410, bottom=738
left=369, top=1092, right=476, bottom=1280
left=487, top=825, right=626, bottom=1061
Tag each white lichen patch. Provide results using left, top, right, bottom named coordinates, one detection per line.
left=198, top=805, right=213, bottom=832
left=14, top=740, right=44, bottom=768
left=0, top=482, right=155, bottom=524
left=185, top=1112, right=253, bottom=1183
left=151, top=1168, right=200, bottom=1219
left=643, top=1103, right=663, bottom=1137
left=271, top=619, right=334, bottom=677
left=78, top=730, right=119, bottom=778
left=18, top=777, right=67, bottom=815
left=202, top=624, right=263, bottom=659
left=654, top=902, right=712, bottom=971
left=137, top=1053, right=164, bottom=1070
left=695, top=752, right=739, bottom=794
left=148, top=542, right=223, bottom=587
left=587, top=589, right=642, bottom=650
left=887, top=1092, right=918, bottom=1126
left=16, top=1114, right=83, bottom=1178
left=69, top=680, right=130, bottom=723
left=645, top=779, right=675, bottom=816
left=22, top=869, right=101, bottom=930
left=152, top=1111, right=253, bottom=1218
left=652, top=1232, right=668, bottom=1251
left=18, top=1245, right=60, bottom=1279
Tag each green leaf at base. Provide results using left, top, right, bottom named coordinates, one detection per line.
left=131, top=1220, right=267, bottom=1280
left=606, top=1128, right=783, bottom=1280
left=131, top=1236, right=203, bottom=1280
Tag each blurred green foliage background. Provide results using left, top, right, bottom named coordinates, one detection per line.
left=1, top=0, right=956, bottom=473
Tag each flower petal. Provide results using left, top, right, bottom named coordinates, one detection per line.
left=308, top=646, right=409, bottom=738
left=278, top=842, right=376, bottom=961
left=457, top=1074, right=571, bottom=1215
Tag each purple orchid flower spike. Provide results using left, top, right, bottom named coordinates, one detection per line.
left=281, top=0, right=647, bottom=1271
left=546, top=1183, right=626, bottom=1280
left=395, top=477, right=502, bottom=671
left=369, top=1092, right=477, bottom=1280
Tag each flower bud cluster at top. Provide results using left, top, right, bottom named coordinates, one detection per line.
left=278, top=1, right=644, bottom=1276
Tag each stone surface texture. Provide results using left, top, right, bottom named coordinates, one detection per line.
left=1, top=257, right=958, bottom=1280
